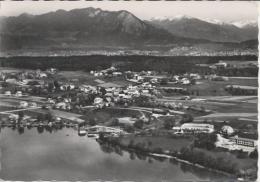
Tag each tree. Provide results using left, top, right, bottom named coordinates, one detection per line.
left=194, top=133, right=217, bottom=150
left=18, top=111, right=24, bottom=125
left=48, top=82, right=54, bottom=92
left=124, top=125, right=135, bottom=133
left=18, top=111, right=24, bottom=120
left=180, top=113, right=193, bottom=124
left=236, top=150, right=247, bottom=159
left=100, top=87, right=106, bottom=96
left=53, top=80, right=60, bottom=90
left=45, top=111, right=53, bottom=122
left=134, top=119, right=144, bottom=129
left=160, top=78, right=168, bottom=85
left=163, top=118, right=175, bottom=130
left=249, top=149, right=258, bottom=159
left=134, top=95, right=150, bottom=107
left=89, top=119, right=97, bottom=126
left=190, top=79, right=196, bottom=85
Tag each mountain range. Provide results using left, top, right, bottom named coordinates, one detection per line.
left=148, top=15, right=257, bottom=43
left=0, top=7, right=258, bottom=55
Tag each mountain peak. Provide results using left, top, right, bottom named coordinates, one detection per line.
left=150, top=15, right=194, bottom=21
left=171, top=15, right=194, bottom=20
left=231, top=20, right=258, bottom=28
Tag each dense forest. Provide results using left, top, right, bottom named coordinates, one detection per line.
left=0, top=55, right=257, bottom=74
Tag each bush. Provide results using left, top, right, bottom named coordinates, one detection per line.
left=249, top=149, right=258, bottom=159
left=134, top=119, right=144, bottom=129
left=194, top=133, right=217, bottom=150
left=236, top=150, right=248, bottom=159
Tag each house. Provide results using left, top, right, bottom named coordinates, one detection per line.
left=55, top=102, right=67, bottom=109
left=60, top=84, right=75, bottom=91
left=15, top=91, right=22, bottom=97
left=94, top=72, right=103, bottom=77
left=181, top=78, right=190, bottom=85
left=133, top=74, right=144, bottom=82
left=213, top=62, right=227, bottom=69
left=9, top=114, right=19, bottom=122
left=94, top=97, right=104, bottom=108
left=80, top=85, right=97, bottom=93
left=118, top=117, right=137, bottom=125
left=46, top=68, right=57, bottom=74
left=19, top=101, right=29, bottom=108
left=142, top=82, right=152, bottom=88
left=29, top=102, right=37, bottom=108
left=150, top=78, right=158, bottom=84
left=112, top=72, right=123, bottom=76
left=190, top=73, right=201, bottom=80
left=173, top=123, right=214, bottom=134
left=47, top=98, right=55, bottom=104
left=4, top=91, right=11, bottom=96
left=6, top=78, right=18, bottom=84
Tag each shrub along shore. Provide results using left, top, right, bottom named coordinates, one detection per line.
left=97, top=135, right=257, bottom=181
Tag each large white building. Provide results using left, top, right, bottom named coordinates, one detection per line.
left=215, top=134, right=257, bottom=153
left=173, top=123, right=214, bottom=134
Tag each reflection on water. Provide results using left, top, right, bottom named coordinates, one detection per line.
left=0, top=128, right=233, bottom=181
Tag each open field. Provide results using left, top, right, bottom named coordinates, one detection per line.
left=0, top=106, right=16, bottom=112
left=195, top=113, right=258, bottom=123
left=158, top=97, right=257, bottom=114
left=155, top=77, right=257, bottom=97
left=0, top=67, right=32, bottom=73
left=80, top=107, right=144, bottom=123
left=56, top=71, right=98, bottom=85
left=57, top=70, right=130, bottom=87
left=183, top=78, right=258, bottom=96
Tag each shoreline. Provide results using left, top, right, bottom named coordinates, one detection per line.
left=148, top=153, right=235, bottom=177
left=97, top=137, right=244, bottom=180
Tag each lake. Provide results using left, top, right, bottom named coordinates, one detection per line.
left=0, top=127, right=234, bottom=181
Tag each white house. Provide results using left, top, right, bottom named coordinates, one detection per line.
left=181, top=78, right=190, bottom=85
left=55, top=102, right=67, bottom=109
left=29, top=102, right=38, bottom=108
left=112, top=72, right=123, bottom=76
left=214, top=62, right=227, bottom=68
left=19, top=101, right=29, bottom=108
left=5, top=91, right=11, bottom=96
left=94, top=97, right=104, bottom=108
left=39, top=73, right=47, bottom=78
left=15, top=91, right=22, bottom=97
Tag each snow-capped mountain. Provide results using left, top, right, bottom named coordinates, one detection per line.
left=231, top=20, right=258, bottom=28
left=150, top=15, right=194, bottom=21
left=148, top=15, right=258, bottom=42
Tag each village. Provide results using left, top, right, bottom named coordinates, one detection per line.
left=0, top=59, right=258, bottom=180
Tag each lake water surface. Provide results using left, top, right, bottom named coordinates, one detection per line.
left=0, top=128, right=233, bottom=181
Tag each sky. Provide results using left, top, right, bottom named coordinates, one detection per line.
left=0, top=1, right=259, bottom=22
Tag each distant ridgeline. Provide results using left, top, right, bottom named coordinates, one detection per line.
left=0, top=55, right=257, bottom=76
